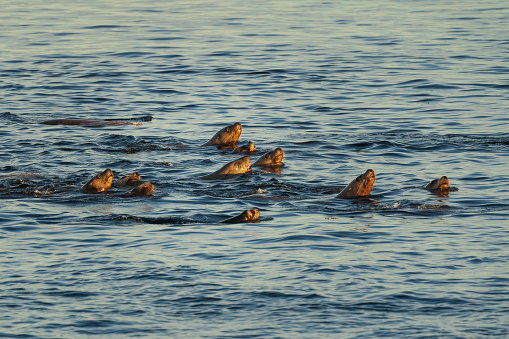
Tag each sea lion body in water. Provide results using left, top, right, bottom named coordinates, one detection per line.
left=336, top=169, right=375, bottom=199
left=425, top=176, right=451, bottom=197
left=221, top=208, right=260, bottom=223
left=113, top=172, right=142, bottom=187
left=41, top=115, right=153, bottom=127
left=233, top=141, right=256, bottom=154
left=122, top=182, right=154, bottom=197
left=201, top=122, right=242, bottom=146
left=81, top=169, right=114, bottom=194
left=253, top=148, right=284, bottom=167
left=425, top=176, right=450, bottom=191
left=200, top=156, right=252, bottom=180
left=114, top=208, right=260, bottom=224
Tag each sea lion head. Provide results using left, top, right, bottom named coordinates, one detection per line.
left=81, top=168, right=114, bottom=194
left=202, top=122, right=242, bottom=146
left=425, top=176, right=450, bottom=191
left=253, top=147, right=284, bottom=167
left=337, top=169, right=375, bottom=199
left=245, top=141, right=256, bottom=152
left=126, top=182, right=154, bottom=197
left=200, top=156, right=252, bottom=180
left=353, top=169, right=375, bottom=196
left=243, top=208, right=260, bottom=222
left=225, top=156, right=252, bottom=175
left=233, top=140, right=257, bottom=154
left=112, top=172, right=141, bottom=187
left=222, top=208, right=261, bottom=223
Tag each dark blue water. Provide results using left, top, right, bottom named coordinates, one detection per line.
left=1, top=0, right=509, bottom=337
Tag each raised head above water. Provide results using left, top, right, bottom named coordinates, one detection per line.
left=336, top=169, right=375, bottom=199
left=253, top=148, right=284, bottom=167
left=123, top=182, right=154, bottom=197
left=81, top=169, right=114, bottom=194
left=113, top=172, right=142, bottom=187
left=233, top=140, right=256, bottom=154
left=200, top=156, right=252, bottom=180
left=425, top=176, right=450, bottom=191
left=201, top=122, right=242, bottom=146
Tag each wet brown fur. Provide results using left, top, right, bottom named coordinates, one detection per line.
left=222, top=208, right=260, bottom=223
left=336, top=169, right=375, bottom=199
left=81, top=169, right=114, bottom=194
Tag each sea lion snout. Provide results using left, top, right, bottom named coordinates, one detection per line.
left=202, top=122, right=243, bottom=146
left=253, top=148, right=285, bottom=167
left=336, top=169, right=376, bottom=199
left=425, top=176, right=450, bottom=191
left=81, top=168, right=114, bottom=194
left=221, top=208, right=260, bottom=223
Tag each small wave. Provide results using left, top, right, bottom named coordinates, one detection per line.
left=82, top=25, right=127, bottom=29
left=415, top=84, right=461, bottom=90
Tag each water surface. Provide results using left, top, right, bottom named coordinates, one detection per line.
left=1, top=0, right=509, bottom=337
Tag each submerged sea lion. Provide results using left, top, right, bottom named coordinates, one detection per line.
left=114, top=208, right=260, bottom=224
left=81, top=169, right=114, bottom=194
left=425, top=176, right=450, bottom=191
left=253, top=148, right=284, bottom=167
left=201, top=122, right=242, bottom=146
left=221, top=208, right=260, bottom=223
left=233, top=141, right=256, bottom=154
left=122, top=182, right=154, bottom=197
left=336, top=169, right=375, bottom=199
left=113, top=172, right=142, bottom=187
left=41, top=115, right=153, bottom=127
left=200, top=156, right=252, bottom=180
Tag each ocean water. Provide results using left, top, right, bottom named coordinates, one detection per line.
left=1, top=0, right=509, bottom=337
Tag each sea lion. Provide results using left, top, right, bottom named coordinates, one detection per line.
left=336, top=169, right=375, bottom=199
left=200, top=156, right=252, bottom=180
left=122, top=182, right=154, bottom=197
left=113, top=172, right=142, bottom=187
left=81, top=169, right=114, bottom=194
left=425, top=176, right=451, bottom=197
left=201, top=122, right=242, bottom=146
left=221, top=208, right=260, bottom=223
left=41, top=115, right=153, bottom=127
left=252, top=148, right=284, bottom=167
left=425, top=176, right=450, bottom=191
left=233, top=141, right=256, bottom=154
